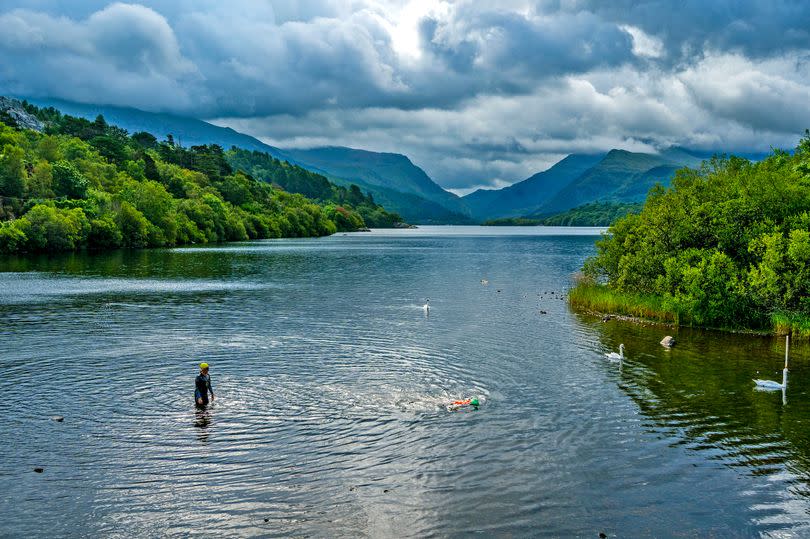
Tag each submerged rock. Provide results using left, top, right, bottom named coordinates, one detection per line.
left=660, top=335, right=676, bottom=348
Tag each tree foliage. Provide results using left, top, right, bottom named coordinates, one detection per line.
left=583, top=135, right=810, bottom=330
left=0, top=103, right=398, bottom=254
left=226, top=148, right=402, bottom=227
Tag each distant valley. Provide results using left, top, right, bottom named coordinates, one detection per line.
left=24, top=98, right=763, bottom=225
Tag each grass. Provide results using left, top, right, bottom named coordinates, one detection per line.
left=771, top=312, right=810, bottom=338
left=568, top=283, right=679, bottom=324
left=570, top=283, right=810, bottom=338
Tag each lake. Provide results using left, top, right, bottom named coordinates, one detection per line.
left=2, top=226, right=809, bottom=537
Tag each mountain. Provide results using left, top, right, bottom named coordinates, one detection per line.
left=25, top=98, right=297, bottom=161
left=283, top=147, right=471, bottom=222
left=462, top=153, right=604, bottom=221
left=23, top=98, right=470, bottom=224
left=466, top=148, right=715, bottom=222
left=534, top=149, right=704, bottom=214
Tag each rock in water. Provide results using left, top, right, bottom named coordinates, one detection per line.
left=660, top=336, right=676, bottom=348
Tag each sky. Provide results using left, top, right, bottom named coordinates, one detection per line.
left=2, top=1, right=810, bottom=194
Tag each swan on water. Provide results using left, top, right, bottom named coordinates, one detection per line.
left=753, top=369, right=787, bottom=390
left=605, top=344, right=624, bottom=361
left=753, top=335, right=790, bottom=391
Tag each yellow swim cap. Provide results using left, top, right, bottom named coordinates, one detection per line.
left=199, top=362, right=209, bottom=370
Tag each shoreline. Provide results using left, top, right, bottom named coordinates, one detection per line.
left=573, top=307, right=776, bottom=337
left=568, top=283, right=802, bottom=338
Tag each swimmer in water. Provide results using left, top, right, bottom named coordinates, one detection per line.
left=195, top=362, right=215, bottom=406
left=448, top=397, right=480, bottom=410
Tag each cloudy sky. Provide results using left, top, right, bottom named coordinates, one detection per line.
left=2, top=1, right=810, bottom=194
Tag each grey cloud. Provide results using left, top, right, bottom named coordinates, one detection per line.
left=0, top=1, right=645, bottom=117
left=558, top=1, right=810, bottom=61
left=1, top=1, right=810, bottom=192
left=0, top=3, right=199, bottom=110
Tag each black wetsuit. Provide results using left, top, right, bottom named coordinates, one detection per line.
left=195, top=373, right=213, bottom=405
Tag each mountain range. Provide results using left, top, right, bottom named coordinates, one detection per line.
left=20, top=97, right=763, bottom=224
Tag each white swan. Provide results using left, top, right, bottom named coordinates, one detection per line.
left=753, top=335, right=790, bottom=391
left=605, top=344, right=624, bottom=361
left=754, top=369, right=787, bottom=390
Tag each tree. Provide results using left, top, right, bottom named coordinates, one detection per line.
left=52, top=160, right=89, bottom=198
left=0, top=144, right=26, bottom=197
left=88, top=216, right=123, bottom=249
left=131, top=131, right=158, bottom=149
left=27, top=161, right=54, bottom=198
left=16, top=204, right=89, bottom=251
left=115, top=201, right=150, bottom=248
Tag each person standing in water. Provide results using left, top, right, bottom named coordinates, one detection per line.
left=195, top=363, right=215, bottom=406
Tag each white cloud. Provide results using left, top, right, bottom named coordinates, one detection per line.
left=619, top=24, right=664, bottom=58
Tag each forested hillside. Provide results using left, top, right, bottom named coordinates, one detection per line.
left=226, top=148, right=401, bottom=227
left=25, top=98, right=468, bottom=224
left=0, top=101, right=393, bottom=253
left=573, top=136, right=810, bottom=335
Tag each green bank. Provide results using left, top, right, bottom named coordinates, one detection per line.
left=570, top=134, right=810, bottom=337
left=0, top=100, right=403, bottom=253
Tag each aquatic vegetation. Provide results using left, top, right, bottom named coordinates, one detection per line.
left=568, top=281, right=679, bottom=324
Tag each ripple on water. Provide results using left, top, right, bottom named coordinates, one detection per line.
left=4, top=232, right=810, bottom=537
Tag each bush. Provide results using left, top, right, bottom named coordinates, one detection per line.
left=0, top=221, right=27, bottom=253
left=580, top=138, right=810, bottom=334
left=88, top=216, right=122, bottom=249
left=16, top=204, right=89, bottom=251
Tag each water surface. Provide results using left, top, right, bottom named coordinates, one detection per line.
left=2, top=226, right=809, bottom=537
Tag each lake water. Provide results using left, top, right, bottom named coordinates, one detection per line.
left=2, top=226, right=810, bottom=537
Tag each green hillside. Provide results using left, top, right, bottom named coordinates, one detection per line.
left=27, top=97, right=296, bottom=161
left=462, top=153, right=604, bottom=221
left=0, top=100, right=381, bottom=253
left=536, top=201, right=643, bottom=225
left=24, top=98, right=468, bottom=224
left=536, top=149, right=704, bottom=214
left=284, top=147, right=472, bottom=223
left=226, top=148, right=402, bottom=227
left=483, top=201, right=643, bottom=226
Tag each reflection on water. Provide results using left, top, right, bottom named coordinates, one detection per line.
left=581, top=315, right=810, bottom=533
left=1, top=227, right=809, bottom=537
left=194, top=407, right=213, bottom=443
